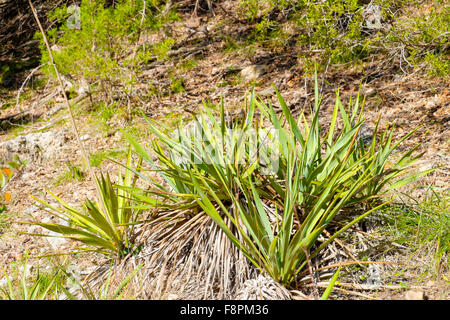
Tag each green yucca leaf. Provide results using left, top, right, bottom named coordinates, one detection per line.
left=248, top=179, right=274, bottom=243
left=320, top=267, right=341, bottom=300
left=386, top=167, right=436, bottom=191
left=275, top=87, right=306, bottom=148
left=326, top=93, right=340, bottom=149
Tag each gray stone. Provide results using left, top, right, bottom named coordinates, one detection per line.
left=0, top=130, right=69, bottom=162
left=240, top=65, right=269, bottom=81
left=77, top=78, right=90, bottom=96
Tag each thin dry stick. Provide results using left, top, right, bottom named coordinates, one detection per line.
left=130, top=0, right=146, bottom=61
left=127, top=0, right=146, bottom=120
left=28, top=0, right=106, bottom=213
left=28, top=0, right=90, bottom=173
left=313, top=281, right=428, bottom=291
left=305, top=283, right=381, bottom=300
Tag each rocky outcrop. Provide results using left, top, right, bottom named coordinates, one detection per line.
left=0, top=130, right=69, bottom=163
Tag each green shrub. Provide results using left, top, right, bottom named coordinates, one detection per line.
left=170, top=76, right=185, bottom=94
left=38, top=0, right=178, bottom=104
left=388, top=5, right=449, bottom=76
left=238, top=0, right=448, bottom=75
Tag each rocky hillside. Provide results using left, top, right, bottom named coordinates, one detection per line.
left=0, top=0, right=448, bottom=300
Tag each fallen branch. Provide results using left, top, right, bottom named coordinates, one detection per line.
left=15, top=63, right=44, bottom=111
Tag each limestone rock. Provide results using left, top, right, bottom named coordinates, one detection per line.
left=365, top=264, right=382, bottom=289
left=240, top=65, right=269, bottom=81
left=0, top=130, right=69, bottom=162
left=77, top=78, right=90, bottom=96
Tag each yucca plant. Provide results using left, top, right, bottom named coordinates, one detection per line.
left=124, top=94, right=266, bottom=207
left=22, top=149, right=143, bottom=258
left=123, top=72, right=429, bottom=292
left=186, top=85, right=388, bottom=284
left=122, top=94, right=275, bottom=297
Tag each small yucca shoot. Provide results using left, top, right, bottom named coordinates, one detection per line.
left=22, top=149, right=143, bottom=258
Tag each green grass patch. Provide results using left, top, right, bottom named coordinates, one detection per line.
left=180, top=59, right=197, bottom=71
left=381, top=187, right=449, bottom=278
left=0, top=254, right=66, bottom=300
left=89, top=149, right=127, bottom=168
left=54, top=162, right=86, bottom=186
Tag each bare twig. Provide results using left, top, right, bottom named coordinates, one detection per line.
left=162, top=0, right=172, bottom=15
left=310, top=281, right=428, bottom=291
left=304, top=283, right=382, bottom=300
left=130, top=0, right=146, bottom=61
left=298, top=260, right=403, bottom=279
left=15, top=63, right=44, bottom=111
